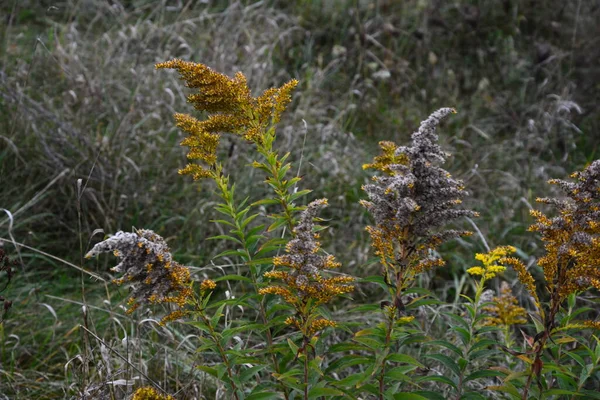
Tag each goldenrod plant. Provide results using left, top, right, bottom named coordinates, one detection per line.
left=83, top=62, right=600, bottom=400
left=495, top=161, right=600, bottom=399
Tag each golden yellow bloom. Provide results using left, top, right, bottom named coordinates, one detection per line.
left=200, top=279, right=217, bottom=292
left=132, top=387, right=174, bottom=400
left=500, top=256, right=540, bottom=307
left=362, top=141, right=409, bottom=174
left=482, top=282, right=527, bottom=327
left=526, top=161, right=600, bottom=303
left=469, top=246, right=514, bottom=282
left=467, top=267, right=485, bottom=276
left=261, top=199, right=354, bottom=338
left=308, top=318, right=337, bottom=336
left=156, top=59, right=298, bottom=180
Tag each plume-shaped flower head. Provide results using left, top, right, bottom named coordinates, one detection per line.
left=86, top=229, right=192, bottom=324
left=156, top=59, right=298, bottom=180
left=529, top=160, right=600, bottom=301
left=361, top=108, right=477, bottom=288
left=260, top=199, right=354, bottom=337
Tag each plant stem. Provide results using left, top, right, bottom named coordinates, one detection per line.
left=201, top=314, right=240, bottom=400
left=379, top=313, right=394, bottom=400
left=304, top=337, right=310, bottom=400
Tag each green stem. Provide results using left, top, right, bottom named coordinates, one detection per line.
left=214, top=172, right=290, bottom=399
left=379, top=312, right=395, bottom=400
left=200, top=313, right=240, bottom=400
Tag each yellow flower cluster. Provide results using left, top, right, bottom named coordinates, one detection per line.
left=467, top=246, right=515, bottom=282
left=482, top=282, right=528, bottom=327
left=362, top=141, right=409, bottom=174
left=285, top=316, right=337, bottom=337
left=156, top=59, right=298, bottom=180
left=200, top=279, right=217, bottom=293
left=259, top=199, right=354, bottom=338
left=527, top=162, right=600, bottom=303
left=132, top=387, right=174, bottom=400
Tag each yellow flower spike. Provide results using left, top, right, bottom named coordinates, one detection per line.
left=467, top=267, right=485, bottom=276
left=482, top=282, right=527, bottom=327
left=470, top=246, right=515, bottom=283
left=157, top=59, right=299, bottom=179
left=132, top=387, right=175, bottom=400
left=363, top=141, right=409, bottom=175
left=200, top=279, right=217, bottom=292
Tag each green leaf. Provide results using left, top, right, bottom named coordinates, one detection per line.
left=308, top=387, right=345, bottom=398
left=187, top=321, right=211, bottom=334
left=251, top=198, right=280, bottom=206
left=267, top=218, right=288, bottom=232
left=393, top=394, right=428, bottom=400
left=328, top=342, right=370, bottom=353
left=197, top=365, right=219, bottom=378
left=211, top=303, right=226, bottom=327
left=334, top=372, right=366, bottom=387
left=384, top=367, right=411, bottom=382
left=426, top=340, right=463, bottom=357
left=287, top=338, right=299, bottom=355
left=468, top=339, right=497, bottom=355
left=579, top=390, right=600, bottom=399
left=386, top=354, right=425, bottom=368
left=289, top=189, right=312, bottom=202
left=487, top=384, right=521, bottom=399
left=326, top=355, right=373, bottom=373
left=415, top=375, right=457, bottom=390
left=247, top=257, right=274, bottom=266
left=213, top=249, right=249, bottom=259
left=459, top=392, right=487, bottom=400
left=239, top=365, right=268, bottom=384
left=410, top=391, right=446, bottom=400
left=563, top=350, right=586, bottom=368
left=406, top=298, right=442, bottom=308
left=543, top=389, right=587, bottom=397
left=207, top=234, right=243, bottom=245
left=210, top=219, right=236, bottom=227
left=451, top=326, right=471, bottom=346
left=442, top=312, right=470, bottom=330
left=245, top=392, right=280, bottom=400
left=464, top=369, right=504, bottom=382
left=214, top=274, right=253, bottom=283
left=424, top=354, right=461, bottom=377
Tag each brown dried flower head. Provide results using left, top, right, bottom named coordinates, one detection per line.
left=361, top=108, right=477, bottom=289
left=528, top=160, right=600, bottom=302
left=86, top=230, right=192, bottom=324
left=259, top=199, right=354, bottom=337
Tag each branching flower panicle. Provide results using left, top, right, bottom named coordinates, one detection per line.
left=361, top=108, right=477, bottom=311
left=132, top=387, right=174, bottom=400
left=156, top=59, right=298, bottom=180
left=528, top=160, right=600, bottom=302
left=482, top=281, right=528, bottom=327
left=86, top=230, right=192, bottom=324
left=259, top=199, right=354, bottom=338
left=467, top=245, right=515, bottom=283
left=505, top=160, right=600, bottom=399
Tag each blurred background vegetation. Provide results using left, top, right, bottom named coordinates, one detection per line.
left=1, top=0, right=598, bottom=398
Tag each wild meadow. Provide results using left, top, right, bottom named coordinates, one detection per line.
left=1, top=1, right=599, bottom=399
